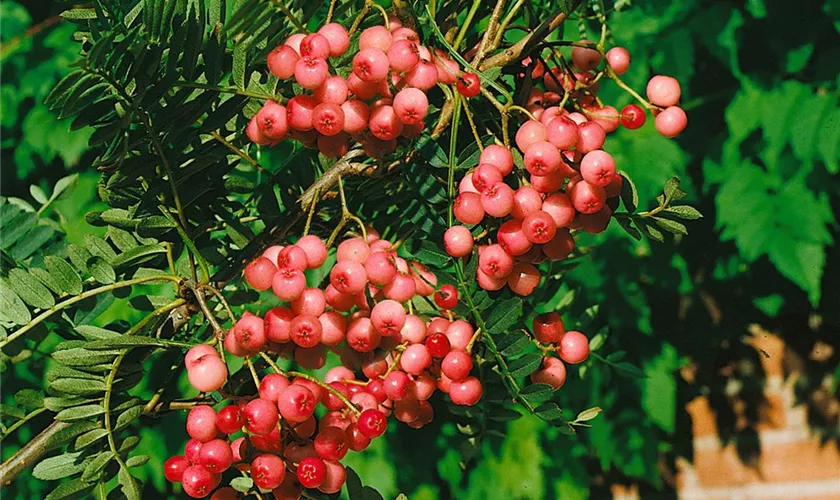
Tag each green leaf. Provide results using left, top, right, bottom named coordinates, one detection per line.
left=663, top=176, right=686, bottom=202
left=111, top=244, right=166, bottom=268
left=498, top=332, right=531, bottom=357
left=613, top=361, right=646, bottom=378
left=53, top=348, right=118, bottom=367
left=345, top=466, right=385, bottom=500
left=30, top=185, right=48, bottom=204
left=44, top=256, right=83, bottom=295
left=84, top=234, right=117, bottom=262
left=50, top=378, right=107, bottom=395
left=14, top=388, right=44, bottom=409
left=9, top=268, right=55, bottom=309
left=119, top=462, right=142, bottom=500
left=664, top=205, right=703, bottom=220
left=1, top=404, right=25, bottom=419
left=486, top=407, right=522, bottom=421
left=652, top=217, right=688, bottom=235
left=32, top=451, right=87, bottom=480
left=767, top=241, right=825, bottom=307
left=45, top=477, right=95, bottom=500
left=230, top=476, right=253, bottom=492
left=51, top=174, right=79, bottom=202
left=0, top=281, right=32, bottom=325
left=508, top=353, right=542, bottom=379
left=618, top=171, right=639, bottom=212
left=56, top=404, right=105, bottom=421
left=60, top=8, right=98, bottom=20
left=484, top=297, right=523, bottom=334
left=81, top=451, right=114, bottom=482
left=639, top=222, right=665, bottom=243
left=44, top=421, right=99, bottom=449
left=125, top=454, right=150, bottom=467
left=520, top=383, right=554, bottom=406
left=86, top=337, right=163, bottom=349
left=411, top=240, right=451, bottom=268
left=88, top=257, right=116, bottom=284
left=75, top=428, right=109, bottom=449
left=116, top=405, right=144, bottom=429
left=534, top=402, right=565, bottom=421
left=75, top=325, right=121, bottom=340
left=574, top=407, right=602, bottom=422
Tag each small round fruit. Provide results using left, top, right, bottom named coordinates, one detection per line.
left=606, top=46, right=630, bottom=75
left=164, top=455, right=191, bottom=482
left=186, top=405, right=218, bottom=443
left=646, top=75, right=681, bottom=107
left=297, top=456, right=327, bottom=488
left=449, top=376, right=483, bottom=405
left=251, top=454, right=286, bottom=490
left=357, top=409, right=388, bottom=438
left=620, top=103, right=646, bottom=130
left=655, top=106, right=688, bottom=138
left=444, top=225, right=474, bottom=257
left=456, top=72, right=481, bottom=98
left=434, top=284, right=459, bottom=309
left=181, top=465, right=215, bottom=498
left=532, top=312, right=566, bottom=344
left=559, top=330, right=590, bottom=364
left=216, top=405, right=245, bottom=434
left=243, top=398, right=279, bottom=436
left=530, top=356, right=567, bottom=390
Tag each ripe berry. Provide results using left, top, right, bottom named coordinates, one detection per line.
left=453, top=192, right=485, bottom=225
left=456, top=72, right=481, bottom=98
left=296, top=457, right=327, bottom=488
left=187, top=350, right=228, bottom=393
left=546, top=116, right=579, bottom=150
left=434, top=284, right=459, bottom=310
left=655, top=106, right=688, bottom=138
left=387, top=39, right=420, bottom=72
left=479, top=244, right=514, bottom=279
left=443, top=225, right=474, bottom=258
left=400, top=344, right=432, bottom=375
left=370, top=299, right=407, bottom=336
left=198, top=438, right=233, bottom=473
left=606, top=46, right=630, bottom=75
left=646, top=75, right=681, bottom=107
left=405, top=60, right=439, bottom=90
left=294, top=56, right=329, bottom=89
left=530, top=356, right=567, bottom=390
left=572, top=40, right=602, bottom=70
left=277, top=384, right=316, bottom=423
left=286, top=95, right=317, bottom=131
left=234, top=314, right=266, bottom=352
left=541, top=193, right=575, bottom=228
left=244, top=257, right=277, bottom=291
left=392, top=87, right=429, bottom=125
left=507, top=262, right=541, bottom=296
left=314, top=426, right=349, bottom=461
left=216, top=405, right=245, bottom=435
left=522, top=211, right=557, bottom=244
left=318, top=22, right=350, bottom=57
left=267, top=45, right=300, bottom=79
left=336, top=237, right=371, bottom=263
left=576, top=121, right=606, bottom=153
left=425, top=332, right=452, bottom=358
left=481, top=182, right=515, bottom=218
left=359, top=25, right=393, bottom=52
left=289, top=314, right=323, bottom=348
left=184, top=438, right=203, bottom=464
left=515, top=120, right=548, bottom=152
left=620, top=103, right=646, bottom=130
left=543, top=229, right=576, bottom=260
left=580, top=150, right=617, bottom=187
left=256, top=101, right=289, bottom=141
left=312, top=102, right=345, bottom=136
left=353, top=48, right=390, bottom=82
left=524, top=141, right=562, bottom=176
left=164, top=455, right=190, bottom=482
left=532, top=312, right=566, bottom=343
left=341, top=99, right=370, bottom=133
left=347, top=72, right=379, bottom=99
left=299, top=33, right=331, bottom=59
left=181, top=465, right=215, bottom=498
left=319, top=460, right=348, bottom=494
left=357, top=409, right=388, bottom=438
left=590, top=105, right=620, bottom=133
left=559, top=330, right=590, bottom=364
left=569, top=180, right=607, bottom=214
left=479, top=144, right=514, bottom=176
left=368, top=105, right=404, bottom=140
left=285, top=33, right=306, bottom=55
left=330, top=260, right=368, bottom=294
left=186, top=406, right=218, bottom=443
left=449, top=376, right=483, bottom=405
left=441, top=349, right=473, bottom=381
left=251, top=454, right=286, bottom=490
left=497, top=219, right=533, bottom=256
left=243, top=398, right=279, bottom=436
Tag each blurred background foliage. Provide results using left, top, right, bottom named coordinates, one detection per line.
left=1, top=0, right=838, bottom=498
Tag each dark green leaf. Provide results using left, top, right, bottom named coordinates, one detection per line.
left=88, top=257, right=116, bottom=284
left=125, top=454, right=149, bottom=467
left=84, top=234, right=117, bottom=262
left=507, top=353, right=542, bottom=379
left=0, top=282, right=32, bottom=325
left=534, top=402, right=565, bottom=421
left=44, top=256, right=83, bottom=295
left=613, top=361, right=646, bottom=378
left=485, top=297, right=523, bottom=334
left=32, top=451, right=87, bottom=480
left=75, top=325, right=121, bottom=340
left=111, top=244, right=166, bottom=268
left=86, top=337, right=162, bottom=349
left=50, top=378, right=107, bottom=395
left=52, top=348, right=118, bottom=367
left=411, top=240, right=450, bottom=268
left=15, top=388, right=44, bottom=409
left=664, top=205, right=703, bottom=220
left=115, top=405, right=144, bottom=429
left=56, top=404, right=105, bottom=421
left=618, top=171, right=639, bottom=212
left=81, top=451, right=114, bottom=482
left=45, top=477, right=95, bottom=500
left=44, top=421, right=99, bottom=450
left=75, top=428, right=109, bottom=449
left=520, top=383, right=554, bottom=406
left=9, top=268, right=55, bottom=310
left=652, top=216, right=688, bottom=235
left=498, top=332, right=531, bottom=357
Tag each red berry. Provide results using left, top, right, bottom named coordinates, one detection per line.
left=181, top=464, right=215, bottom=498
left=434, top=284, right=459, bottom=310
left=243, top=398, right=279, bottom=436
left=297, top=456, right=327, bottom=488
left=357, top=408, right=388, bottom=439
left=532, top=312, right=566, bottom=344
left=186, top=406, right=218, bottom=443
left=456, top=72, right=481, bottom=98
left=164, top=455, right=190, bottom=482
left=425, top=332, right=452, bottom=358
left=251, top=454, right=286, bottom=490
left=620, top=104, right=646, bottom=129
left=216, top=405, right=244, bottom=435
left=197, top=438, right=233, bottom=473
left=314, top=426, right=349, bottom=461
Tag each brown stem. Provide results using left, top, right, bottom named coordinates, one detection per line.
left=297, top=149, right=368, bottom=212
left=0, top=421, right=70, bottom=486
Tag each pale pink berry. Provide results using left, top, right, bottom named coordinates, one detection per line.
left=515, top=120, right=548, bottom=152
left=530, top=170, right=564, bottom=193
left=590, top=105, right=620, bottom=133
left=481, top=182, right=515, bottom=218
left=606, top=47, right=630, bottom=75
left=295, top=56, right=329, bottom=89
left=187, top=355, right=228, bottom=393
left=546, top=116, right=579, bottom=150
left=572, top=40, right=602, bottom=70
left=580, top=150, right=616, bottom=187
left=319, top=311, right=348, bottom=345
left=400, top=344, right=432, bottom=375
left=524, top=141, right=562, bottom=176
left=387, top=39, right=420, bottom=73
left=313, top=75, right=349, bottom=105
left=285, top=33, right=306, bottom=54
left=542, top=193, right=576, bottom=228
left=255, top=101, right=289, bottom=141
left=646, top=75, right=681, bottom=107
left=558, top=330, right=589, bottom=364
left=435, top=56, right=459, bottom=85
left=392, top=88, right=428, bottom=125
left=336, top=237, right=371, bottom=263
left=330, top=260, right=368, bottom=294
left=445, top=320, right=473, bottom=350
left=272, top=267, right=307, bottom=301
left=655, top=106, right=688, bottom=138
left=370, top=299, right=406, bottom=336
left=449, top=376, right=482, bottom=405
left=347, top=72, right=379, bottom=99
left=341, top=100, right=370, bottom=134
left=576, top=121, right=606, bottom=153
left=400, top=314, right=427, bottom=344
left=569, top=180, right=606, bottom=214
left=286, top=95, right=317, bottom=131
left=368, top=105, right=404, bottom=140
left=312, top=103, right=345, bottom=136
left=404, top=60, right=438, bottom=90
left=267, top=45, right=299, bottom=79
left=265, top=306, right=294, bottom=343
left=530, top=356, right=567, bottom=390
left=391, top=27, right=418, bottom=42
left=244, top=257, right=277, bottom=291
left=511, top=186, right=543, bottom=220
left=479, top=244, right=514, bottom=278
left=353, top=48, right=390, bottom=82
left=382, top=273, right=416, bottom=302
left=365, top=251, right=397, bottom=285
left=317, top=23, right=350, bottom=57
left=359, top=26, right=392, bottom=52
left=187, top=406, right=218, bottom=442
left=300, top=33, right=331, bottom=59
left=443, top=226, right=474, bottom=258
left=441, top=349, right=473, bottom=381
left=234, top=314, right=267, bottom=352
left=454, top=192, right=485, bottom=225
left=345, top=317, right=381, bottom=352
left=479, top=144, right=514, bottom=176
left=497, top=219, right=532, bottom=256
left=246, top=116, right=270, bottom=145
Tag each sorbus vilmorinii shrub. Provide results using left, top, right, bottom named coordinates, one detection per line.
left=7, top=2, right=702, bottom=499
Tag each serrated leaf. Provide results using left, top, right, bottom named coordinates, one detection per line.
left=520, top=383, right=554, bottom=406
left=84, top=234, right=117, bottom=262
left=9, top=268, right=55, bottom=309
left=45, top=477, right=95, bottom=500
left=44, top=421, right=98, bottom=449
left=88, top=257, right=116, bottom=284
left=412, top=240, right=451, bottom=268
left=125, top=454, right=149, bottom=467
left=665, top=205, right=703, bottom=220
left=32, top=451, right=87, bottom=480
left=81, top=451, right=114, bottom=482
left=484, top=297, right=522, bottom=334
left=111, top=244, right=166, bottom=268
left=86, top=337, right=162, bottom=349
left=663, top=176, right=685, bottom=202
left=50, top=378, right=107, bottom=395
left=498, top=332, right=531, bottom=357
left=44, top=256, right=83, bottom=295
left=75, top=325, right=121, bottom=340
left=53, top=348, right=118, bottom=367
left=230, top=476, right=253, bottom=492
left=56, top=404, right=105, bottom=421
left=487, top=407, right=522, bottom=421
left=115, top=405, right=144, bottom=429
left=118, top=463, right=142, bottom=499
left=1, top=404, right=25, bottom=419
left=507, top=353, right=542, bottom=379
left=534, top=402, right=565, bottom=421
left=618, top=171, right=639, bottom=213
left=0, top=282, right=31, bottom=325
left=652, top=216, right=688, bottom=235
left=75, top=428, right=109, bottom=449
left=15, top=388, right=44, bottom=408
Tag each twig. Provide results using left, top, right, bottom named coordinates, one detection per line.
left=297, top=149, right=368, bottom=212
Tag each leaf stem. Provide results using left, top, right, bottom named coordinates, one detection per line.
left=453, top=0, right=482, bottom=51
left=173, top=81, right=277, bottom=101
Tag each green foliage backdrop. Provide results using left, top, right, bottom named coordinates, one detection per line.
left=1, top=0, right=838, bottom=499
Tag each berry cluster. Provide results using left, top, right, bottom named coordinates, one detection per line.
left=528, top=312, right=590, bottom=391
left=165, top=232, right=484, bottom=498
left=246, top=19, right=460, bottom=158
left=443, top=44, right=686, bottom=295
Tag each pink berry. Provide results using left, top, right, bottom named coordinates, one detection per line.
left=181, top=465, right=215, bottom=498
left=497, top=219, right=533, bottom=256
left=336, top=237, right=371, bottom=263
left=580, top=150, right=616, bottom=187
left=435, top=56, right=460, bottom=85
left=187, top=355, right=227, bottom=393
left=542, top=193, right=576, bottom=228
left=198, top=438, right=233, bottom=473
left=404, top=60, right=439, bottom=90
left=569, top=180, right=606, bottom=214
left=370, top=299, right=406, bottom=336
left=507, top=262, right=540, bottom=296
left=606, top=46, right=630, bottom=75
left=511, top=186, right=543, bottom=220
left=186, top=405, right=218, bottom=443
left=453, top=192, right=485, bottom=225
left=479, top=144, right=514, bottom=176
left=234, top=314, right=266, bottom=352
left=530, top=356, right=567, bottom=390
left=365, top=251, right=397, bottom=285
left=393, top=87, right=428, bottom=125
left=368, top=105, right=404, bottom=140
left=522, top=211, right=557, bottom=244
left=576, top=121, right=606, bottom=153
left=382, top=273, right=416, bottom=302
left=267, top=45, right=300, bottom=79
left=441, top=349, right=473, bottom=381
left=400, top=314, right=427, bottom=344
left=288, top=314, right=322, bottom=348
left=445, top=320, right=473, bottom=350
left=246, top=116, right=270, bottom=145
left=286, top=95, right=317, bottom=131
left=515, top=120, right=548, bottom=152
left=300, top=33, right=331, bottom=59
left=646, top=75, right=681, bottom=107
left=524, top=141, right=562, bottom=176
left=387, top=39, right=420, bottom=72
left=285, top=33, right=306, bottom=54
left=313, top=75, right=349, bottom=105
left=310, top=102, right=344, bottom=136
left=251, top=454, right=286, bottom=490
left=341, top=99, right=370, bottom=134
left=295, top=56, right=329, bottom=89
left=478, top=244, right=514, bottom=278
left=319, top=460, right=347, bottom=494
left=481, top=182, right=515, bottom=218
left=330, top=260, right=368, bottom=294
left=256, top=101, right=289, bottom=141
left=559, top=330, right=589, bottom=364
left=243, top=398, right=279, bottom=435
left=359, top=25, right=393, bottom=52
left=444, top=225, right=474, bottom=257
left=400, top=344, right=432, bottom=375
left=314, top=426, right=349, bottom=461
left=353, top=48, right=390, bottom=82
left=185, top=345, right=219, bottom=371
left=318, top=23, right=350, bottom=57
left=572, top=40, right=602, bottom=70
left=272, top=267, right=307, bottom=301
left=244, top=256, right=277, bottom=291
left=449, top=376, right=482, bottom=405
left=346, top=317, right=381, bottom=352
left=590, top=105, right=620, bottom=133
left=277, top=384, right=316, bottom=423
left=347, top=72, right=379, bottom=99
left=543, top=229, right=575, bottom=260
left=545, top=116, right=579, bottom=150
left=655, top=106, right=688, bottom=138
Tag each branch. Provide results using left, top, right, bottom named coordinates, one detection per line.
left=297, top=149, right=369, bottom=212
left=0, top=421, right=71, bottom=487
